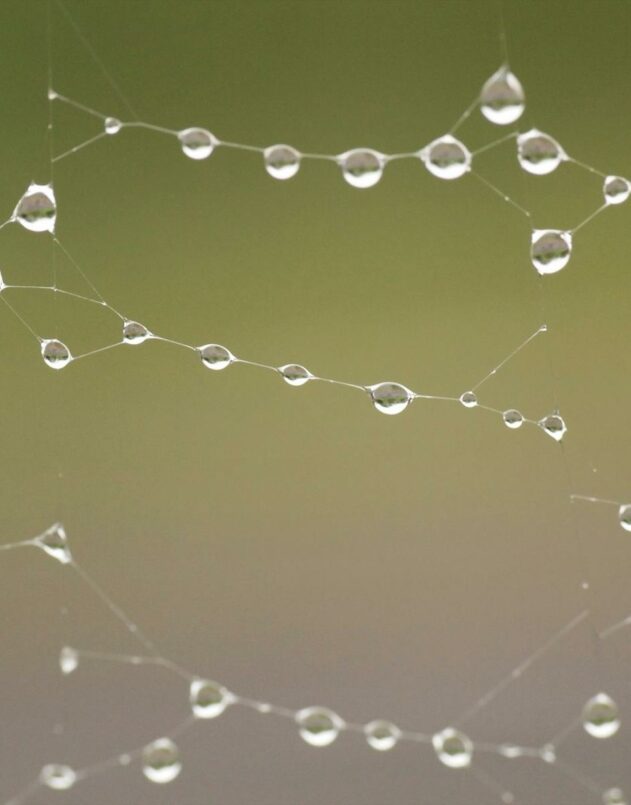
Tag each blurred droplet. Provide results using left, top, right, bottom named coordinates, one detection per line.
left=364, top=720, right=401, bottom=751
left=40, top=764, right=76, bottom=790
left=618, top=504, right=631, bottom=532
left=142, top=738, right=182, bottom=783
left=190, top=679, right=233, bottom=719
left=432, top=727, right=473, bottom=768
left=59, top=646, right=79, bottom=675
left=582, top=693, right=620, bottom=739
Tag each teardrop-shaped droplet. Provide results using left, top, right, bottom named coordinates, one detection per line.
left=582, top=693, right=620, bottom=739
left=339, top=149, right=385, bottom=188
left=41, top=339, right=72, bottom=369
left=104, top=117, right=122, bottom=135
left=530, top=230, right=572, bottom=275
left=517, top=130, right=566, bottom=175
left=296, top=706, right=344, bottom=747
left=459, top=391, right=478, bottom=408
left=603, top=788, right=627, bottom=805
left=36, top=523, right=72, bottom=564
left=198, top=343, right=235, bottom=370
left=539, top=413, right=567, bottom=442
left=502, top=409, right=524, bottom=429
left=278, top=364, right=312, bottom=386
left=264, top=145, right=301, bottom=180
left=59, top=646, right=79, bottom=675
left=604, top=176, right=631, bottom=206
left=480, top=66, right=525, bottom=125
left=142, top=738, right=182, bottom=784
left=13, top=183, right=57, bottom=233
left=422, top=135, right=471, bottom=180
left=618, top=504, right=631, bottom=532
left=40, top=764, right=76, bottom=790
left=369, top=383, right=414, bottom=416
left=178, top=128, right=217, bottom=160
left=364, top=720, right=401, bottom=751
left=190, top=679, right=233, bottom=719
left=432, top=727, right=473, bottom=768
left=123, top=320, right=150, bottom=345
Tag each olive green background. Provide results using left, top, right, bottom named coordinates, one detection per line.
left=1, top=1, right=630, bottom=803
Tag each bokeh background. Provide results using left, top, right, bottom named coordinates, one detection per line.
left=1, top=1, right=631, bottom=803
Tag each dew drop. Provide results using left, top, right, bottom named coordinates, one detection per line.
left=198, top=343, right=235, bottom=370
left=582, top=693, right=620, bottom=739
left=123, top=320, right=151, bottom=345
left=502, top=409, right=524, bottom=429
left=618, top=504, right=631, bottom=532
left=104, top=117, right=122, bottom=135
left=59, top=646, right=79, bottom=675
left=530, top=230, right=572, bottom=275
left=459, top=391, right=478, bottom=408
left=498, top=744, right=523, bottom=758
left=296, top=706, right=344, bottom=747
left=278, top=364, right=312, bottom=386
left=41, top=339, right=72, bottom=370
left=142, top=738, right=182, bottom=784
left=364, top=720, right=401, bottom=751
left=13, top=183, right=57, bottom=233
left=517, top=130, right=566, bottom=175
left=264, top=145, right=301, bottom=180
left=36, top=523, right=72, bottom=564
left=190, top=678, right=233, bottom=719
left=604, top=176, right=631, bottom=206
left=422, top=135, right=471, bottom=180
left=603, top=788, right=627, bottom=805
left=178, top=128, right=217, bottom=160
left=40, top=764, right=76, bottom=791
left=339, top=149, right=385, bottom=188
left=539, top=744, right=556, bottom=763
left=432, top=727, right=473, bottom=768
left=369, top=383, right=413, bottom=416
left=538, top=413, right=567, bottom=442
left=480, top=65, right=525, bottom=125
left=47, top=88, right=58, bottom=101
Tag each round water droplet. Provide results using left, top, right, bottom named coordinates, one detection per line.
left=459, top=391, right=478, bottom=408
left=123, top=320, right=150, bottom=345
left=296, top=707, right=344, bottom=747
left=178, top=128, right=217, bottom=160
left=618, top=504, right=631, bottom=532
left=199, top=343, right=234, bottom=370
left=603, top=788, right=627, bottom=805
left=517, top=130, right=565, bottom=175
left=104, top=117, right=122, bottom=135
left=59, top=646, right=79, bottom=675
left=539, top=413, right=567, bottom=442
left=422, top=135, right=471, bottom=180
left=369, top=383, right=413, bottom=416
left=339, top=149, right=385, bottom=188
left=278, top=364, right=312, bottom=386
left=539, top=744, right=556, bottom=763
left=142, top=738, right=182, bottom=784
left=41, top=339, right=72, bottom=369
left=40, top=764, right=76, bottom=790
left=36, top=523, right=72, bottom=564
left=264, top=145, right=301, bottom=180
left=604, top=176, right=631, bottom=206
left=190, top=678, right=233, bottom=719
left=364, top=720, right=401, bottom=751
left=530, top=230, right=572, bottom=275
left=432, top=727, right=473, bottom=768
left=480, top=66, right=525, bottom=125
left=502, top=409, right=524, bottom=429
left=582, top=693, right=620, bottom=739
left=13, top=183, right=57, bottom=233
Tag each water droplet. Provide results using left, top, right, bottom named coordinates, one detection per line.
left=364, top=720, right=401, bottom=751
left=618, top=504, right=631, bottom=532
left=264, top=145, right=301, bottom=180
left=369, top=383, right=414, bottom=416
left=498, top=744, right=523, bottom=758
left=582, top=693, right=620, bottom=739
left=104, top=117, right=122, bottom=135
left=422, top=135, right=471, bottom=180
left=123, top=320, right=150, bottom=345
left=530, top=230, right=572, bottom=275
left=40, top=764, right=76, bottom=790
left=603, top=788, right=627, bottom=805
left=119, top=754, right=132, bottom=766
left=604, top=176, right=631, bottom=206
left=59, top=646, right=79, bottom=675
left=539, top=413, right=567, bottom=442
left=480, top=66, right=525, bottom=125
left=190, top=679, right=233, bottom=719
left=296, top=707, right=344, bottom=747
left=502, top=409, right=524, bottom=429
left=178, top=128, right=217, bottom=160
left=517, top=130, right=566, bottom=175
left=339, top=149, right=385, bottom=188
left=48, top=88, right=58, bottom=101
left=13, top=183, right=57, bottom=233
left=41, top=339, right=72, bottom=370
left=278, top=364, right=312, bottom=386
left=539, top=744, right=556, bottom=763
left=36, top=523, right=72, bottom=564
left=459, top=391, right=478, bottom=408
left=142, top=738, right=182, bottom=784
left=432, top=727, right=473, bottom=768
left=199, top=343, right=235, bottom=370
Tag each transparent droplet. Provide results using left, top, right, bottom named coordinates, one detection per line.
left=36, top=523, right=72, bottom=564
left=498, top=744, right=523, bottom=758
left=190, top=678, right=233, bottom=719
left=539, top=743, right=556, bottom=763
left=278, top=364, right=312, bottom=386
left=604, top=176, right=631, bottom=206
left=364, top=720, right=401, bottom=751
left=339, top=149, right=385, bottom=188
left=199, top=343, right=235, bottom=370
left=618, top=504, right=631, bottom=532
left=264, top=145, right=301, bottom=180
left=104, top=117, right=122, bottom=135
left=296, top=706, right=344, bottom=747
left=517, top=129, right=566, bottom=175
left=142, top=738, right=182, bottom=784
left=40, top=764, right=76, bottom=790
left=603, top=788, right=627, bottom=805
left=480, top=65, right=525, bottom=125
left=422, top=135, right=471, bottom=180
left=41, top=339, right=72, bottom=370
left=539, top=413, right=567, bottom=442
left=432, top=727, right=473, bottom=768
left=59, top=646, right=79, bottom=675
left=583, top=693, right=620, bottom=739
left=530, top=230, right=572, bottom=275
left=123, top=320, right=150, bottom=345
left=459, top=391, right=478, bottom=408
left=13, top=183, right=57, bottom=233
left=369, top=383, right=414, bottom=416
left=178, top=128, right=217, bottom=160
left=502, top=409, right=524, bottom=429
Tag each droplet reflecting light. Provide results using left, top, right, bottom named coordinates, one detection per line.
left=480, top=66, right=525, bottom=125
left=604, top=176, right=631, bottom=206
left=123, top=320, right=150, bottom=345
left=296, top=707, right=344, bottom=747
left=432, top=727, right=473, bottom=768
left=36, top=523, right=72, bottom=565
left=278, top=364, right=312, bottom=386
left=422, top=135, right=471, bottom=180
left=530, top=230, right=572, bottom=275
left=198, top=343, right=235, bottom=370
left=41, top=339, right=72, bottom=370
left=339, top=149, right=385, bottom=188
left=582, top=693, right=620, bottom=739
left=178, top=128, right=217, bottom=160
left=264, top=145, right=301, bottom=180
left=40, top=764, right=76, bottom=790
left=190, top=679, right=233, bottom=719
left=517, top=130, right=566, bottom=175
left=142, top=738, right=182, bottom=784
left=13, top=183, right=57, bottom=233
left=364, top=720, right=401, bottom=751
left=369, top=383, right=414, bottom=415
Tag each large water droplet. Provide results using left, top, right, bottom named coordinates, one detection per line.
left=604, top=176, right=631, bottom=206
left=264, top=145, right=301, bottom=180
left=618, top=504, right=631, bottom=532
left=339, top=149, right=385, bottom=188
left=582, top=693, right=620, bottom=739
left=59, top=646, right=79, bottom=675
left=603, top=788, right=627, bottom=805
left=142, top=738, right=182, bottom=783
left=364, top=720, right=401, bottom=751
left=530, top=230, right=572, bottom=275
left=539, top=413, right=567, bottom=441
left=41, top=339, right=72, bottom=369
left=13, top=183, right=57, bottom=233
left=369, top=383, right=413, bottom=416
left=178, top=128, right=217, bottom=160
left=517, top=130, right=566, bottom=175
left=480, top=66, right=525, bottom=125
left=432, top=727, right=473, bottom=768
left=459, top=391, right=478, bottom=408
left=278, top=364, right=312, bottom=386
left=502, top=409, right=524, bottom=429
left=40, top=764, right=76, bottom=790
left=190, top=679, right=233, bottom=719
left=104, top=117, right=122, bottom=135
left=36, top=523, right=72, bottom=564
left=123, top=320, right=151, bottom=345
left=199, top=343, right=235, bottom=370
left=422, top=135, right=471, bottom=180
left=296, top=707, right=344, bottom=747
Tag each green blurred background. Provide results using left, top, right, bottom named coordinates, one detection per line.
left=1, top=1, right=631, bottom=802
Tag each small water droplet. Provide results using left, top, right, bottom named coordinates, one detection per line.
left=123, top=320, right=150, bottom=345
left=538, top=413, right=567, bottom=442
left=13, top=183, right=57, bottom=233
left=369, top=383, right=414, bottom=415
left=36, top=523, right=72, bottom=564
left=618, top=504, right=631, bottom=532
left=459, top=391, right=478, bottom=408
left=604, top=176, right=631, bottom=206
left=539, top=744, right=556, bottom=763
left=278, top=364, right=312, bottom=386
left=603, top=788, right=627, bottom=805
left=48, top=88, right=58, bottom=101
left=480, top=66, right=525, bottom=125
left=339, top=149, right=385, bottom=188
left=530, top=230, right=572, bottom=275
left=296, top=707, right=344, bottom=747
left=40, top=764, right=76, bottom=790
left=119, top=754, right=132, bottom=766
left=190, top=679, right=233, bottom=719
left=502, top=409, right=524, bottom=429
left=582, top=693, right=620, bottom=739
left=104, top=117, right=122, bottom=135
left=422, top=135, right=471, bottom=180
left=198, top=343, right=235, bottom=370
left=178, top=128, right=217, bottom=160
left=59, top=646, right=79, bottom=675
left=142, top=738, right=182, bottom=784
left=498, top=744, right=523, bottom=758
left=264, top=145, right=301, bottom=180
left=432, top=727, right=473, bottom=768
left=517, top=130, right=566, bottom=175
left=41, top=339, right=72, bottom=369
left=364, top=720, right=401, bottom=751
